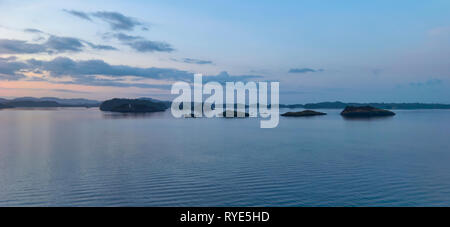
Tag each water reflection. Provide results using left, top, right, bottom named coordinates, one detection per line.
left=341, top=115, right=396, bottom=121
left=7, top=107, right=62, bottom=111
left=102, top=111, right=169, bottom=119
left=1, top=108, right=450, bottom=206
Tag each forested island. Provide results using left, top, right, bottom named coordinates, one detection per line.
left=100, top=98, right=169, bottom=113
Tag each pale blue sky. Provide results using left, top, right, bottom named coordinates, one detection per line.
left=0, top=0, right=449, bottom=103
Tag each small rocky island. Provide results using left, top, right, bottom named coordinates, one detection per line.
left=281, top=110, right=327, bottom=117
left=100, top=98, right=168, bottom=113
left=341, top=106, right=395, bottom=118
left=222, top=110, right=250, bottom=118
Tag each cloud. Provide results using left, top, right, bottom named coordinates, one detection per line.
left=0, top=57, right=27, bottom=80
left=124, top=40, right=174, bottom=52
left=63, top=9, right=92, bottom=21
left=0, top=87, right=93, bottom=94
left=0, top=35, right=117, bottom=54
left=45, top=36, right=118, bottom=52
left=288, top=68, right=324, bottom=74
left=45, top=36, right=84, bottom=52
left=50, top=89, right=92, bottom=94
left=202, top=71, right=262, bottom=83
left=111, top=32, right=174, bottom=52
left=0, top=39, right=48, bottom=54
left=26, top=57, right=192, bottom=81
left=0, top=56, right=17, bottom=61
left=0, top=57, right=264, bottom=88
left=114, top=33, right=141, bottom=41
left=68, top=78, right=174, bottom=89
left=171, top=57, right=214, bottom=65
left=92, top=11, right=142, bottom=31
left=64, top=10, right=148, bottom=31
left=23, top=28, right=44, bottom=34
left=63, top=10, right=172, bottom=52
left=0, top=36, right=86, bottom=54
left=182, top=58, right=213, bottom=65
left=23, top=28, right=47, bottom=42
left=84, top=41, right=118, bottom=50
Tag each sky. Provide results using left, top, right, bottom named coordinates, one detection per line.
left=0, top=0, right=449, bottom=103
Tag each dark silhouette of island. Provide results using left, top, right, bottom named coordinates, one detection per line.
left=100, top=98, right=168, bottom=113
left=341, top=106, right=396, bottom=118
left=0, top=97, right=100, bottom=108
left=281, top=110, right=327, bottom=117
left=135, top=97, right=171, bottom=108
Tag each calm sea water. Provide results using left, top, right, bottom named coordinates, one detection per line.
left=0, top=108, right=449, bottom=206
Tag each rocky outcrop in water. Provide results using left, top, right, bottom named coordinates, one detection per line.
left=341, top=106, right=395, bottom=118
left=281, top=110, right=327, bottom=117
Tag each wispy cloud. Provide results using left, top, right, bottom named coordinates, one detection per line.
left=63, top=10, right=146, bottom=31
left=108, top=32, right=174, bottom=52
left=0, top=35, right=117, bottom=54
left=124, top=40, right=174, bottom=52
left=63, top=10, right=172, bottom=52
left=84, top=41, right=118, bottom=50
left=23, top=28, right=44, bottom=34
left=92, top=11, right=143, bottom=31
left=45, top=36, right=85, bottom=52
left=0, top=39, right=48, bottom=54
left=50, top=89, right=93, bottom=94
left=63, top=9, right=92, bottom=21
left=202, top=71, right=262, bottom=83
left=181, top=58, right=213, bottom=65
left=288, top=68, right=324, bottom=74
left=113, top=33, right=141, bottom=41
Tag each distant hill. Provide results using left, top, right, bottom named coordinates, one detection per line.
left=0, top=97, right=100, bottom=108
left=281, top=102, right=450, bottom=109
left=9, top=97, right=100, bottom=106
